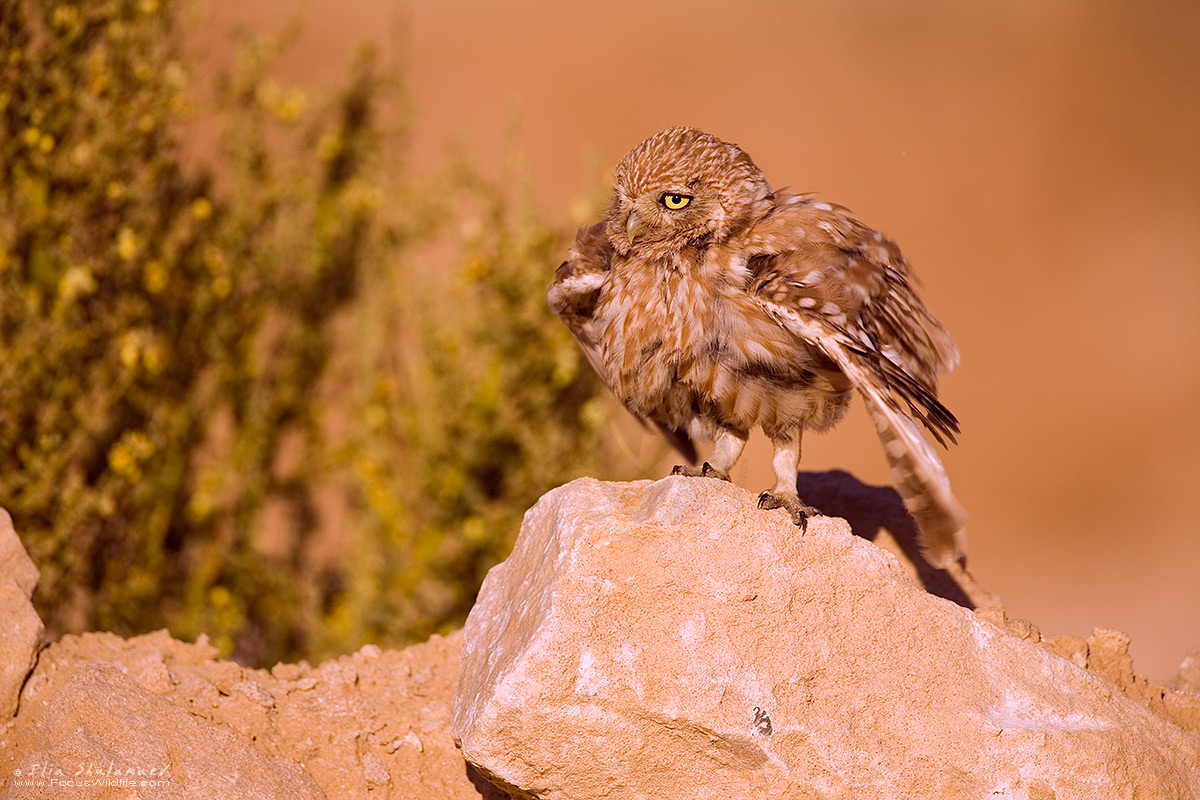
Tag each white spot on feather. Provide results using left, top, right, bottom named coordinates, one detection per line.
left=883, top=436, right=907, bottom=457
left=725, top=252, right=750, bottom=282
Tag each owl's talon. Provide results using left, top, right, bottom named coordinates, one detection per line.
left=702, top=462, right=731, bottom=481
left=671, top=462, right=730, bottom=481
left=758, top=490, right=820, bottom=531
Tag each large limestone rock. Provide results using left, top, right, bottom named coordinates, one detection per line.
left=0, top=509, right=43, bottom=719
left=453, top=476, right=1200, bottom=800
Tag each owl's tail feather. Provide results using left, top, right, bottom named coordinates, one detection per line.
left=863, top=396, right=968, bottom=569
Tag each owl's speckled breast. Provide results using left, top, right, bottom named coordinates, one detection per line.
left=597, top=256, right=713, bottom=426
left=597, top=251, right=851, bottom=435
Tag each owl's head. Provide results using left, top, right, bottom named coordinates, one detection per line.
left=606, top=127, right=773, bottom=257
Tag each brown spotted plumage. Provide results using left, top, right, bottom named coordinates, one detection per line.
left=549, top=127, right=967, bottom=568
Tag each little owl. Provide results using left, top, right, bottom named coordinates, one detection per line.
left=549, top=127, right=966, bottom=568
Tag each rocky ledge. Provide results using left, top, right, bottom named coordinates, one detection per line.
left=1, top=479, right=1198, bottom=799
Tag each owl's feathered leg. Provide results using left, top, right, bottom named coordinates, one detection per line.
left=671, top=427, right=746, bottom=481
left=758, top=429, right=821, bottom=530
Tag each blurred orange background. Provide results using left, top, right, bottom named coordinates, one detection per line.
left=195, top=0, right=1200, bottom=682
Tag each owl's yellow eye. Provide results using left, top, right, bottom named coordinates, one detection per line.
left=661, top=192, right=693, bottom=210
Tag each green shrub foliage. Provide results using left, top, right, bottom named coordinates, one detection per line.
left=0, top=0, right=614, bottom=665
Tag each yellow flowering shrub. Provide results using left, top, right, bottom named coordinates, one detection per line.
left=0, top=0, right=613, bottom=665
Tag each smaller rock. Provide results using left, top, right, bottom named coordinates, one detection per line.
left=1180, top=648, right=1200, bottom=695
left=314, top=658, right=358, bottom=687
left=0, top=509, right=44, bottom=719
left=1087, top=626, right=1136, bottom=685
left=363, top=750, right=390, bottom=785
left=232, top=680, right=274, bottom=708
left=271, top=661, right=306, bottom=681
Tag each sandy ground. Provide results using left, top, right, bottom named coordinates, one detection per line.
left=187, top=0, right=1200, bottom=681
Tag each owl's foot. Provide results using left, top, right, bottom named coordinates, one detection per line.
left=758, top=490, right=820, bottom=531
left=671, top=462, right=731, bottom=481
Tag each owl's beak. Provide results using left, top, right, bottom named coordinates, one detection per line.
left=625, top=210, right=647, bottom=243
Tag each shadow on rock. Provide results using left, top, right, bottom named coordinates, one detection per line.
left=796, top=469, right=974, bottom=608
left=465, top=763, right=526, bottom=800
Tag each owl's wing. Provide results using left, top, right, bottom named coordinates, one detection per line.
left=548, top=221, right=611, bottom=385
left=549, top=222, right=697, bottom=464
left=741, top=191, right=959, bottom=385
left=741, top=193, right=967, bottom=567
